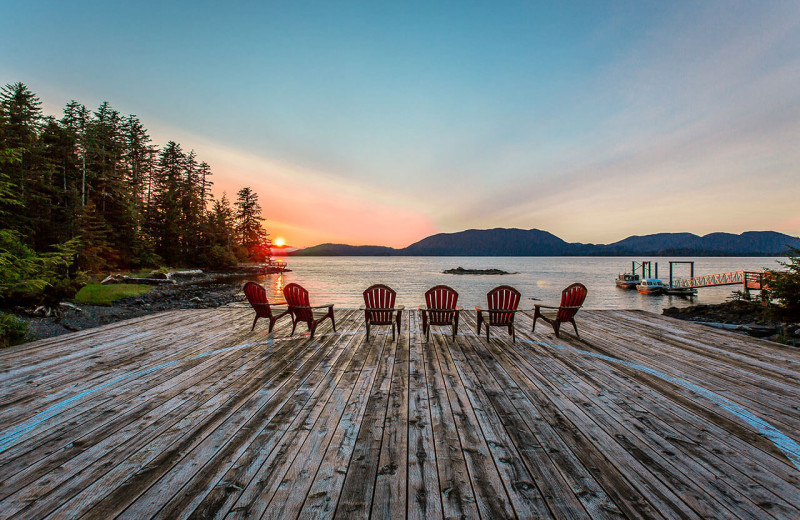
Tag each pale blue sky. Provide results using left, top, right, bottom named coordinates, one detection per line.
left=2, top=1, right=799, bottom=246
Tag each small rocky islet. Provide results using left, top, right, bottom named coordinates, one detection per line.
left=443, top=267, right=516, bottom=275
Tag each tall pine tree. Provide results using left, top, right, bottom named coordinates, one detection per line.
left=234, top=186, right=269, bottom=262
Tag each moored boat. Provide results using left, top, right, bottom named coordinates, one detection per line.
left=615, top=273, right=640, bottom=289
left=637, top=278, right=665, bottom=295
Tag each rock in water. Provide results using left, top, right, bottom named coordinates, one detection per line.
left=443, top=267, right=515, bottom=275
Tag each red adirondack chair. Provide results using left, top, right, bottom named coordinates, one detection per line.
left=360, top=284, right=404, bottom=341
left=475, top=285, right=522, bottom=342
left=532, top=283, right=588, bottom=338
left=243, top=281, right=291, bottom=332
left=419, top=285, right=461, bottom=340
left=283, top=282, right=335, bottom=338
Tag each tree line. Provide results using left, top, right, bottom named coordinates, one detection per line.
left=0, top=82, right=269, bottom=304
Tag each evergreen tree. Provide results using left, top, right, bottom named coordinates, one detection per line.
left=60, top=100, right=89, bottom=209
left=182, top=150, right=203, bottom=255
left=234, top=186, right=269, bottom=261
left=764, top=244, right=800, bottom=319
left=198, top=194, right=237, bottom=269
left=149, top=141, right=186, bottom=264
left=37, top=116, right=82, bottom=247
left=0, top=82, right=44, bottom=236
left=120, top=114, right=155, bottom=265
left=198, top=161, right=213, bottom=213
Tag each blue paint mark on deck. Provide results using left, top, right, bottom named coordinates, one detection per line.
left=0, top=329, right=367, bottom=453
left=424, top=328, right=800, bottom=471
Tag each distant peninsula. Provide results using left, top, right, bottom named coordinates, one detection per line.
left=295, top=229, right=800, bottom=257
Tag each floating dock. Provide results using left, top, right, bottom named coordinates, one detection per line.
left=1, top=309, right=798, bottom=518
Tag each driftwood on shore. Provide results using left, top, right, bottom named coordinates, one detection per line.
left=443, top=266, right=516, bottom=275
left=101, top=273, right=177, bottom=285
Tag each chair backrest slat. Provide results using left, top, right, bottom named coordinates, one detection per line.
left=557, top=283, right=588, bottom=321
left=487, top=285, right=520, bottom=325
left=244, top=282, right=271, bottom=318
left=283, top=283, right=312, bottom=322
left=425, top=285, right=458, bottom=325
left=363, top=284, right=396, bottom=324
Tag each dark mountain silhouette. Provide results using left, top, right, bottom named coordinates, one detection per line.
left=598, top=231, right=800, bottom=256
left=402, top=228, right=575, bottom=256
left=294, top=229, right=800, bottom=256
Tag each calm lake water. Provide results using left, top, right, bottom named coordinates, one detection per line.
left=257, top=256, right=780, bottom=313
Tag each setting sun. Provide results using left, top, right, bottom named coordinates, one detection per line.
left=273, top=237, right=285, bottom=247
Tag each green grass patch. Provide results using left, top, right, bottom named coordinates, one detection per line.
left=74, top=283, right=154, bottom=306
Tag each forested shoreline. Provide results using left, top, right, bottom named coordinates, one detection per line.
left=0, top=82, right=270, bottom=309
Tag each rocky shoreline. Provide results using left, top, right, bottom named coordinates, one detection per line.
left=14, top=271, right=255, bottom=342
left=663, top=300, right=800, bottom=346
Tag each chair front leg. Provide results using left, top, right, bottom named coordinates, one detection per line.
left=476, top=312, right=483, bottom=335
left=532, top=307, right=541, bottom=332
left=571, top=319, right=579, bottom=338
left=396, top=311, right=402, bottom=335
left=251, top=315, right=259, bottom=331
left=268, top=316, right=276, bottom=333
left=329, top=307, right=336, bottom=332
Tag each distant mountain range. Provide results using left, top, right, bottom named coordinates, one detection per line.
left=295, top=229, right=800, bottom=256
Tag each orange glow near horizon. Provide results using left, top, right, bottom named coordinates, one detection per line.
left=274, top=237, right=286, bottom=247
left=211, top=161, right=438, bottom=249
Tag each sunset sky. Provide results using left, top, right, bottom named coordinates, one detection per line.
left=2, top=1, right=799, bottom=248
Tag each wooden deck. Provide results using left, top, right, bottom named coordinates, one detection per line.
left=1, top=308, right=799, bottom=519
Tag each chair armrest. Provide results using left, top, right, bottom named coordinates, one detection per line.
left=476, top=307, right=524, bottom=313
left=420, top=307, right=462, bottom=312
left=363, top=307, right=403, bottom=312
left=289, top=304, right=334, bottom=310
left=534, top=304, right=582, bottom=310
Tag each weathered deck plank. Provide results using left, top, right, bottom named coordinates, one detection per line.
left=0, top=308, right=798, bottom=519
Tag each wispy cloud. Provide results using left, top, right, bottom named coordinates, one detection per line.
left=444, top=2, right=800, bottom=242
